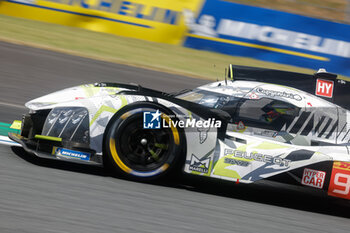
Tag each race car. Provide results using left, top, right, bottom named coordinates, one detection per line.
left=9, top=65, right=350, bottom=201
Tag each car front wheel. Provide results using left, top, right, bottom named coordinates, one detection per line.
left=104, top=103, right=184, bottom=181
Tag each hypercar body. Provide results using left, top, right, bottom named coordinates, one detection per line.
left=9, top=65, right=350, bottom=201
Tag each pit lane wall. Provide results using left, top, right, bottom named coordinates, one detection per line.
left=184, top=0, right=350, bottom=77
left=0, top=0, right=203, bottom=45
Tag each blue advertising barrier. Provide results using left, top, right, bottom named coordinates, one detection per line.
left=184, top=0, right=350, bottom=76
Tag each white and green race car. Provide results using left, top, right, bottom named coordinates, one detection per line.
left=9, top=65, right=350, bottom=201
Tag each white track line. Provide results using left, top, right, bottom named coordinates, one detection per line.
left=0, top=101, right=26, bottom=109
left=0, top=135, right=21, bottom=146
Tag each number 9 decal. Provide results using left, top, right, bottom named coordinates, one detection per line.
left=328, top=162, right=350, bottom=200
left=332, top=173, right=350, bottom=195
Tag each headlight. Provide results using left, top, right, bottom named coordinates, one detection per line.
left=42, top=107, right=89, bottom=144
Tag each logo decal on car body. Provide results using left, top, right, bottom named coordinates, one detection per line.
left=316, top=79, right=334, bottom=98
left=197, top=127, right=210, bottom=144
left=224, top=158, right=250, bottom=167
left=301, top=168, right=326, bottom=189
left=255, top=87, right=302, bottom=101
left=328, top=162, right=350, bottom=200
left=53, top=147, right=91, bottom=161
left=189, top=154, right=210, bottom=173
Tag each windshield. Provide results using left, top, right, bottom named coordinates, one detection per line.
left=177, top=89, right=239, bottom=108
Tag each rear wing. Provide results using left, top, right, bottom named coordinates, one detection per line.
left=227, top=64, right=350, bottom=110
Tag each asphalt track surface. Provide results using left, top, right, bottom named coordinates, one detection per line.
left=0, top=41, right=349, bottom=233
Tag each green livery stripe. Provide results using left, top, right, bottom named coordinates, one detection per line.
left=253, top=141, right=290, bottom=150
left=80, top=84, right=99, bottom=97
left=89, top=105, right=118, bottom=126
left=89, top=96, right=128, bottom=126
left=35, top=135, right=62, bottom=142
left=0, top=123, right=20, bottom=136
left=0, top=122, right=11, bottom=127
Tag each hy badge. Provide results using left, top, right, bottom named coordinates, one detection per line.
left=301, top=168, right=326, bottom=189
left=189, top=154, right=210, bottom=174
left=316, top=79, right=334, bottom=98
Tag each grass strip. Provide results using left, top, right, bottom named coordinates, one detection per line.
left=1, top=14, right=341, bottom=81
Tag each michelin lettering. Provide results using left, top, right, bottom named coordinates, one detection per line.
left=186, top=13, right=350, bottom=58
left=54, top=147, right=91, bottom=161
left=42, top=0, right=180, bottom=25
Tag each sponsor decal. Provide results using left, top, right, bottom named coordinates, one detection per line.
left=143, top=110, right=161, bottom=129
left=255, top=87, right=302, bottom=101
left=189, top=154, right=210, bottom=173
left=40, top=0, right=181, bottom=25
left=236, top=121, right=245, bottom=130
left=328, top=161, right=350, bottom=200
left=53, top=147, right=90, bottom=161
left=184, top=11, right=217, bottom=37
left=316, top=79, right=334, bottom=98
left=197, top=127, right=210, bottom=144
left=224, top=149, right=291, bottom=167
left=185, top=9, right=350, bottom=59
left=224, top=158, right=250, bottom=167
left=338, top=79, right=346, bottom=85
left=301, top=168, right=326, bottom=189
left=249, top=92, right=259, bottom=99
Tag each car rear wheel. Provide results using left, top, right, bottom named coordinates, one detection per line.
left=104, top=103, right=184, bottom=181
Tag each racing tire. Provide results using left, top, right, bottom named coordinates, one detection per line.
left=104, top=102, right=185, bottom=181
